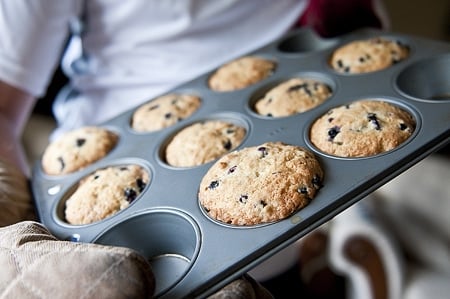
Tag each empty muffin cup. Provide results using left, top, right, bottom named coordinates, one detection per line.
left=94, top=209, right=201, bottom=297
left=277, top=28, right=337, bottom=53
left=396, top=55, right=450, bottom=101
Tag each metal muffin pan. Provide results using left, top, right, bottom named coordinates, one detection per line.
left=32, top=28, right=450, bottom=298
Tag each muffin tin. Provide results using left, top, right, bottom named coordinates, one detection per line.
left=31, top=27, right=450, bottom=298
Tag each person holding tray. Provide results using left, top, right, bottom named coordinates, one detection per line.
left=0, top=1, right=402, bottom=298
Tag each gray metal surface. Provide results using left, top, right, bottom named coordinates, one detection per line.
left=32, top=28, right=450, bottom=298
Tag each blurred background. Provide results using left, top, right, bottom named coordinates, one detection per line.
left=384, top=0, right=449, bottom=41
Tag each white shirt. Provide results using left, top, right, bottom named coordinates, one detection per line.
left=0, top=0, right=308, bottom=137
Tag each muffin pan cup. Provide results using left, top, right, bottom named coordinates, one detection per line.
left=32, top=28, right=450, bottom=298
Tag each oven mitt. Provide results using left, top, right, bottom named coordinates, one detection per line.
left=207, top=274, right=273, bottom=299
left=0, top=159, right=36, bottom=227
left=0, top=221, right=156, bottom=299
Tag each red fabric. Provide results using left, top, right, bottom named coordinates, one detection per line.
left=297, top=0, right=383, bottom=37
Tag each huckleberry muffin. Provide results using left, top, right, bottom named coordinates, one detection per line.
left=65, top=164, right=149, bottom=225
left=309, top=100, right=416, bottom=157
left=131, top=93, right=201, bottom=132
left=330, top=37, right=409, bottom=74
left=198, top=142, right=324, bottom=225
left=254, top=78, right=332, bottom=117
left=208, top=56, right=276, bottom=92
left=165, top=120, right=246, bottom=167
left=41, top=126, right=118, bottom=175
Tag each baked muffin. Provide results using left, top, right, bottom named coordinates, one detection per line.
left=254, top=78, right=332, bottom=117
left=198, top=142, right=324, bottom=225
left=131, top=93, right=201, bottom=132
left=208, top=56, right=276, bottom=92
left=41, top=126, right=119, bottom=175
left=64, top=164, right=149, bottom=225
left=165, top=120, right=246, bottom=167
left=309, top=100, right=416, bottom=157
left=329, top=37, right=409, bottom=74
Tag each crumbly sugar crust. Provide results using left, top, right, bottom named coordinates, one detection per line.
left=330, top=37, right=409, bottom=74
left=208, top=56, right=276, bottom=92
left=41, top=126, right=118, bottom=175
left=310, top=100, right=416, bottom=157
left=198, top=142, right=324, bottom=225
left=131, top=93, right=201, bottom=132
left=255, top=78, right=332, bottom=117
left=165, top=120, right=246, bottom=167
left=65, top=164, right=149, bottom=225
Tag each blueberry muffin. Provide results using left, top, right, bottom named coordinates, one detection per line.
left=198, top=142, right=324, bottom=225
left=309, top=100, right=416, bottom=157
left=208, top=56, right=276, bottom=92
left=41, top=126, right=119, bottom=175
left=65, top=164, right=149, bottom=225
left=330, top=37, right=409, bottom=74
left=254, top=78, right=332, bottom=117
left=131, top=93, right=201, bottom=132
left=165, top=120, right=246, bottom=167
